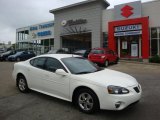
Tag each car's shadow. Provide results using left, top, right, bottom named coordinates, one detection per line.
left=27, top=90, right=140, bottom=118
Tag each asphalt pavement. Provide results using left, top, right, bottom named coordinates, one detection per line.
left=0, top=62, right=160, bottom=120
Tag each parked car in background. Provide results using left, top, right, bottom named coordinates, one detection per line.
left=88, top=48, right=119, bottom=67
left=0, top=50, right=3, bottom=56
left=73, top=49, right=91, bottom=58
left=12, top=54, right=141, bottom=113
left=0, top=49, right=5, bottom=54
left=0, top=50, right=16, bottom=61
left=8, top=51, right=35, bottom=61
left=48, top=49, right=69, bottom=54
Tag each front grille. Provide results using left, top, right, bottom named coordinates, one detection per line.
left=134, top=87, right=140, bottom=93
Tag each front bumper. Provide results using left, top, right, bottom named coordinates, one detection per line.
left=100, top=84, right=142, bottom=110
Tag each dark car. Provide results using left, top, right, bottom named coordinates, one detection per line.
left=88, top=48, right=119, bottom=67
left=8, top=51, right=36, bottom=61
left=0, top=49, right=5, bottom=54
left=73, top=49, right=91, bottom=58
left=0, top=50, right=16, bottom=61
left=48, top=49, right=69, bottom=54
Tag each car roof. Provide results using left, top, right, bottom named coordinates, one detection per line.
left=35, top=54, right=80, bottom=60
left=92, top=48, right=110, bottom=51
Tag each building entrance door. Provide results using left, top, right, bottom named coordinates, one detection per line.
left=119, top=36, right=139, bottom=58
left=61, top=32, right=91, bottom=53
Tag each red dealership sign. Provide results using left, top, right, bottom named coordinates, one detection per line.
left=121, top=5, right=134, bottom=18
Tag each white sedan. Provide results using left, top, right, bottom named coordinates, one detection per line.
left=12, top=54, right=142, bottom=113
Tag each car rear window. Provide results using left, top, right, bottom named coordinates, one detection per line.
left=91, top=50, right=104, bottom=54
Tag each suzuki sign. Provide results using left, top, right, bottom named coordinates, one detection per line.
left=114, top=1, right=142, bottom=20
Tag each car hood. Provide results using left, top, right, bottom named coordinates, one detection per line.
left=75, top=69, right=138, bottom=87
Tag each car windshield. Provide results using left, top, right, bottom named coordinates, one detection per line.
left=74, top=50, right=86, bottom=54
left=48, top=50, right=57, bottom=54
left=3, top=51, right=11, bottom=55
left=91, top=50, right=104, bottom=54
left=15, top=52, right=23, bottom=55
left=61, top=57, right=102, bottom=74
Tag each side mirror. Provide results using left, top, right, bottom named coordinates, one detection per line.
left=55, top=69, right=68, bottom=76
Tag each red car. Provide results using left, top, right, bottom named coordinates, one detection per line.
left=88, top=48, right=119, bottom=67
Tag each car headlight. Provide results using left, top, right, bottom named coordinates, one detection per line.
left=107, top=85, right=129, bottom=94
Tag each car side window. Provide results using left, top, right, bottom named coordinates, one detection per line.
left=110, top=50, right=114, bottom=55
left=106, top=50, right=113, bottom=55
left=30, top=57, right=46, bottom=69
left=106, top=50, right=110, bottom=54
left=23, top=51, right=28, bottom=54
left=45, top=58, right=67, bottom=72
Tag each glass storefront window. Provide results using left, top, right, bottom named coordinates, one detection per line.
left=103, top=32, right=108, bottom=48
left=150, top=27, right=160, bottom=56
left=151, top=28, right=158, bottom=38
left=151, top=39, right=158, bottom=56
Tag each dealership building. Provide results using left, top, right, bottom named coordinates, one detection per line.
left=16, top=21, right=54, bottom=54
left=16, top=0, right=160, bottom=61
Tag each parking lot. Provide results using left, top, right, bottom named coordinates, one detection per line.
left=0, top=62, right=160, bottom=120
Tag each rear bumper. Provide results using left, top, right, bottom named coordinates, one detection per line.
left=89, top=58, right=105, bottom=64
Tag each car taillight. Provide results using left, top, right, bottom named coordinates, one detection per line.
left=101, top=56, right=105, bottom=59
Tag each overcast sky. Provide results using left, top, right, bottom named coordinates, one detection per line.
left=0, top=0, right=154, bottom=44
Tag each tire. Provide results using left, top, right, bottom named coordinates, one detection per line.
left=104, top=60, right=109, bottom=67
left=17, top=75, right=29, bottom=93
left=115, top=58, right=119, bottom=64
left=5, top=57, right=8, bottom=61
left=16, top=57, right=21, bottom=62
left=75, top=88, right=99, bottom=114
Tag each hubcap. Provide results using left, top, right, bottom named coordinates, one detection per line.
left=17, top=58, right=20, bottom=61
left=18, top=78, right=26, bottom=91
left=105, top=61, right=108, bottom=67
left=78, top=93, right=93, bottom=111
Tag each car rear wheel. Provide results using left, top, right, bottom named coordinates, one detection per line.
left=17, top=75, right=29, bottom=93
left=104, top=60, right=109, bottom=67
left=75, top=88, right=99, bottom=114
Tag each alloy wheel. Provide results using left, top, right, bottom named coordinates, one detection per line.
left=18, top=78, right=26, bottom=91
left=105, top=60, right=109, bottom=67
left=78, top=93, right=94, bottom=111
left=17, top=57, right=20, bottom=62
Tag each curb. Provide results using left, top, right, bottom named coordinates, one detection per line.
left=119, top=60, right=160, bottom=66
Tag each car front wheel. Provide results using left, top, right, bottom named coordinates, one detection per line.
left=5, top=57, right=8, bottom=61
left=115, top=58, right=119, bottom=64
left=75, top=88, right=99, bottom=114
left=17, top=75, right=29, bottom=93
left=104, top=60, right=109, bottom=67
left=16, top=57, right=21, bottom=62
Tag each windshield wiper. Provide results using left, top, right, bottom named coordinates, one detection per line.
left=93, top=68, right=104, bottom=72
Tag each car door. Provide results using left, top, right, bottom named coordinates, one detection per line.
left=20, top=51, right=27, bottom=60
left=110, top=50, right=117, bottom=62
left=105, top=50, right=112, bottom=62
left=107, top=50, right=117, bottom=62
left=24, top=52, right=30, bottom=60
left=27, top=57, right=47, bottom=91
left=42, top=57, right=70, bottom=100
